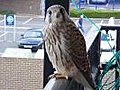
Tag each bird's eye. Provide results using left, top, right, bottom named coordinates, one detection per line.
left=60, top=8, right=64, bottom=14
left=48, top=10, right=52, bottom=15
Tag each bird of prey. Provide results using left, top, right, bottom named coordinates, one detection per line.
left=43, top=5, right=96, bottom=90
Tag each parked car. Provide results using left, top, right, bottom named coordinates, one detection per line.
left=100, top=31, right=115, bottom=52
left=18, top=28, right=44, bottom=52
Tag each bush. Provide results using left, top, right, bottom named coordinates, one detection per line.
left=0, top=9, right=15, bottom=15
left=70, top=7, right=120, bottom=19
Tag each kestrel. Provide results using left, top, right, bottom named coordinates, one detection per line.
left=43, top=5, right=96, bottom=90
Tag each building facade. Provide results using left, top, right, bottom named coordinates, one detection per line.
left=0, top=0, right=43, bottom=15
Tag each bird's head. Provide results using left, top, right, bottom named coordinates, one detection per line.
left=45, top=5, right=70, bottom=24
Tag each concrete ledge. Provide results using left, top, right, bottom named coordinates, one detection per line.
left=2, top=48, right=33, bottom=58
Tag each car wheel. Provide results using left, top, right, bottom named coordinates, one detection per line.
left=39, top=44, right=44, bottom=49
left=32, top=48, right=38, bottom=52
left=18, top=46, right=22, bottom=48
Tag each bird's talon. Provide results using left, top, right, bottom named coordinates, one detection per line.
left=49, top=73, right=67, bottom=80
left=48, top=74, right=56, bottom=79
left=56, top=76, right=67, bottom=80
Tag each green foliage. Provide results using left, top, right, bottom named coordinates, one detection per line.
left=70, top=7, right=120, bottom=19
left=0, top=9, right=15, bottom=15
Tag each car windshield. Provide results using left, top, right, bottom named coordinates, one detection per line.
left=24, top=31, right=43, bottom=38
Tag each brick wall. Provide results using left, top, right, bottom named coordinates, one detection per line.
left=0, top=0, right=42, bottom=15
left=0, top=57, right=43, bottom=90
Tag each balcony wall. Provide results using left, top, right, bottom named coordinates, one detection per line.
left=0, top=57, right=43, bottom=90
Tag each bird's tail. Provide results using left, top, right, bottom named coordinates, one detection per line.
left=73, top=71, right=96, bottom=90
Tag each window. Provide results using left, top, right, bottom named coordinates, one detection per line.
left=89, top=0, right=108, bottom=4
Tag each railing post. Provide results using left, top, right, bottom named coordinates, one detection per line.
left=88, top=32, right=101, bottom=84
left=43, top=45, right=54, bottom=87
left=115, top=29, right=120, bottom=90
left=45, top=0, right=69, bottom=15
